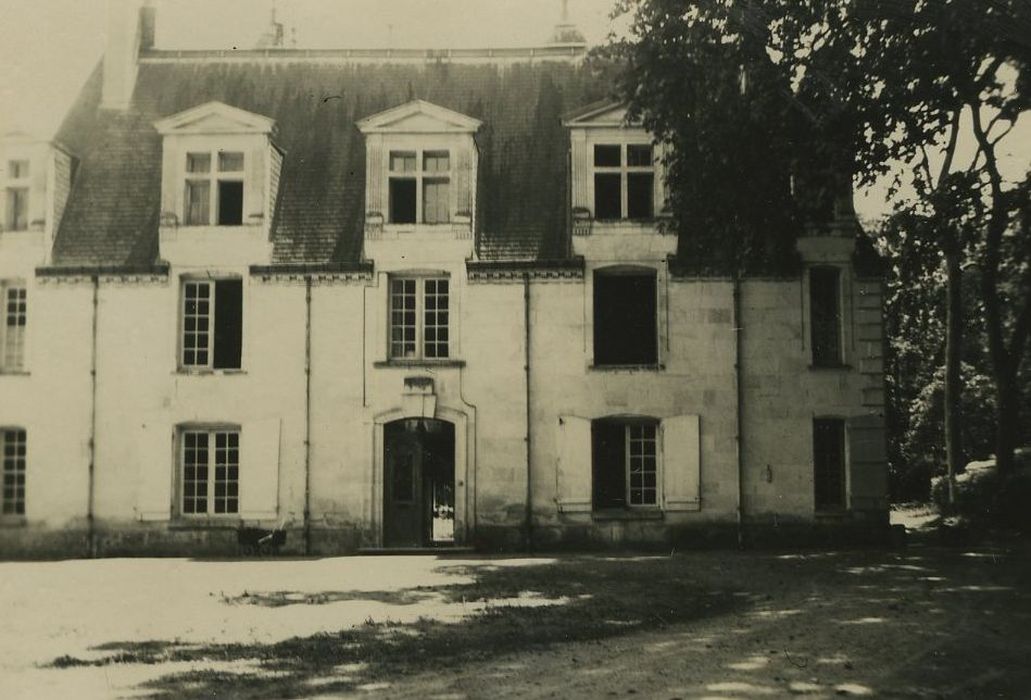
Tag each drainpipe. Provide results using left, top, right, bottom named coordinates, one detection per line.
left=87, top=275, right=99, bottom=557
left=733, top=274, right=745, bottom=548
left=303, top=275, right=313, bottom=555
left=523, top=272, right=533, bottom=552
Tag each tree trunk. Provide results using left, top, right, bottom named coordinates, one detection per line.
left=994, top=372, right=1020, bottom=476
left=943, top=248, right=964, bottom=503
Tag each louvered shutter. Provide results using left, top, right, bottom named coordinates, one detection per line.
left=365, top=137, right=385, bottom=216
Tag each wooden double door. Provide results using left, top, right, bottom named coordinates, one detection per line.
left=383, top=419, right=455, bottom=547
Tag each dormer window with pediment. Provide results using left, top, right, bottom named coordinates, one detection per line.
left=563, top=102, right=668, bottom=228
left=357, top=100, right=481, bottom=238
left=155, top=102, right=282, bottom=232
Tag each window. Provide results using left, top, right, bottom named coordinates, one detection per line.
left=5, top=188, right=28, bottom=231
left=2, top=429, right=26, bottom=516
left=389, top=277, right=449, bottom=360
left=388, top=149, right=450, bottom=224
left=593, top=419, right=658, bottom=509
left=813, top=418, right=846, bottom=511
left=810, top=267, right=842, bottom=366
left=593, top=143, right=655, bottom=220
left=181, top=428, right=239, bottom=516
left=183, top=150, right=244, bottom=226
left=1, top=283, right=26, bottom=372
left=8, top=160, right=29, bottom=179
left=593, top=269, right=657, bottom=366
left=181, top=279, right=243, bottom=370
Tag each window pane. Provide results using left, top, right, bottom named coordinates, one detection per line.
left=593, top=272, right=658, bottom=366
left=627, top=173, right=654, bottom=219
left=424, top=151, right=450, bottom=172
left=3, top=286, right=27, bottom=371
left=213, top=430, right=240, bottom=514
left=627, top=144, right=653, bottom=167
left=8, top=161, right=29, bottom=179
left=390, top=279, right=417, bottom=358
left=184, top=180, right=210, bottom=225
left=1, top=429, right=26, bottom=515
left=218, top=151, right=244, bottom=172
left=182, top=282, right=212, bottom=367
left=217, top=180, right=244, bottom=226
left=813, top=419, right=846, bottom=510
left=423, top=178, right=450, bottom=224
left=390, top=152, right=416, bottom=172
left=423, top=278, right=449, bottom=358
left=627, top=424, right=657, bottom=506
left=389, top=178, right=417, bottom=224
left=182, top=431, right=209, bottom=515
left=213, top=279, right=243, bottom=370
left=810, top=267, right=842, bottom=366
left=186, top=153, right=211, bottom=173
left=6, top=188, right=29, bottom=230
left=594, top=144, right=621, bottom=167
left=594, top=174, right=622, bottom=220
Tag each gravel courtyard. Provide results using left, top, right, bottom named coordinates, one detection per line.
left=2, top=537, right=1029, bottom=699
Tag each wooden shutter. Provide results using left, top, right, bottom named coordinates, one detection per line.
left=662, top=414, right=701, bottom=511
left=136, top=419, right=173, bottom=521
left=556, top=415, right=592, bottom=513
left=848, top=413, right=888, bottom=510
left=455, top=145, right=473, bottom=216
left=245, top=144, right=265, bottom=222
left=240, top=417, right=281, bottom=519
left=366, top=136, right=385, bottom=216
left=570, top=138, right=591, bottom=213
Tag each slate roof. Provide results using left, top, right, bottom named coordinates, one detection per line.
left=51, top=56, right=608, bottom=267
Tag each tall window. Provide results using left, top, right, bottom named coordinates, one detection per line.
left=1, top=282, right=27, bottom=372
left=2, top=428, right=26, bottom=516
left=388, top=150, right=450, bottom=224
left=593, top=143, right=655, bottom=220
left=813, top=418, right=846, bottom=512
left=183, top=151, right=244, bottom=226
left=389, top=277, right=449, bottom=360
left=593, top=269, right=657, bottom=366
left=593, top=418, right=658, bottom=509
left=181, top=279, right=243, bottom=370
left=181, top=428, right=239, bottom=515
left=810, top=267, right=842, bottom=366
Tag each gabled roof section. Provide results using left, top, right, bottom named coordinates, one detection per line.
left=561, top=100, right=634, bottom=128
left=154, top=101, right=276, bottom=136
left=356, top=99, right=482, bottom=134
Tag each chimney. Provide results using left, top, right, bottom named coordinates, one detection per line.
left=102, top=0, right=151, bottom=110
left=550, top=0, right=586, bottom=44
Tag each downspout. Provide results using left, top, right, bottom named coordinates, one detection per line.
left=733, top=274, right=745, bottom=548
left=523, top=272, right=533, bottom=552
left=303, top=275, right=313, bottom=555
left=87, top=275, right=99, bottom=558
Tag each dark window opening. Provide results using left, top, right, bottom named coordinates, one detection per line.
left=592, top=418, right=658, bottom=510
left=627, top=173, right=654, bottom=219
left=594, top=144, right=621, bottom=167
left=814, top=418, right=846, bottom=511
left=810, top=267, right=842, bottom=366
left=627, top=144, right=653, bottom=167
left=217, top=181, right=243, bottom=226
left=390, top=178, right=417, bottom=224
left=213, top=279, right=243, bottom=370
left=594, top=271, right=657, bottom=366
left=594, top=173, right=622, bottom=220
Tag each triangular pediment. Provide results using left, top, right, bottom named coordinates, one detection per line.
left=357, top=100, right=482, bottom=134
left=154, top=101, right=276, bottom=136
left=562, top=101, right=637, bottom=128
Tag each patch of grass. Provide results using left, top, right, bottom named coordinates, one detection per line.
left=49, top=555, right=740, bottom=699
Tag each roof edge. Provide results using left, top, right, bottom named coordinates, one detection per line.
left=36, top=263, right=171, bottom=278
left=250, top=262, right=375, bottom=276
left=139, top=45, right=588, bottom=64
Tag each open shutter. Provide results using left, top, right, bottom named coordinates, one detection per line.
left=848, top=413, right=888, bottom=511
left=136, top=419, right=173, bottom=521
left=365, top=136, right=385, bottom=216
left=455, top=145, right=473, bottom=217
left=245, top=144, right=266, bottom=223
left=662, top=414, right=701, bottom=511
left=556, top=415, right=592, bottom=513
left=570, top=138, right=591, bottom=213
left=240, top=417, right=281, bottom=520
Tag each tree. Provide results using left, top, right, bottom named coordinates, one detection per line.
left=612, top=0, right=1030, bottom=482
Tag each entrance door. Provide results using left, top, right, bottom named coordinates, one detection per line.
left=383, top=419, right=455, bottom=547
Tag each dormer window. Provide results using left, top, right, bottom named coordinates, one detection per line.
left=4, top=160, right=30, bottom=231
left=389, top=150, right=451, bottom=224
left=183, top=151, right=245, bottom=226
left=593, top=144, right=655, bottom=220
left=357, top=100, right=481, bottom=235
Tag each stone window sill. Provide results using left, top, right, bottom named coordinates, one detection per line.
left=174, top=368, right=248, bottom=376
left=168, top=517, right=244, bottom=530
left=592, top=508, right=664, bottom=522
left=0, top=515, right=28, bottom=528
left=374, top=359, right=466, bottom=369
left=809, top=363, right=852, bottom=371
left=589, top=363, right=664, bottom=372
left=0, top=370, right=30, bottom=376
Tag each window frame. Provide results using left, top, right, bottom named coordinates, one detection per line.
left=591, top=266, right=660, bottom=368
left=0, top=281, right=27, bottom=373
left=178, top=277, right=243, bottom=372
left=1, top=428, right=27, bottom=518
left=592, top=417, right=661, bottom=511
left=387, top=148, right=451, bottom=224
left=809, top=265, right=845, bottom=368
left=177, top=425, right=241, bottom=518
left=182, top=149, right=245, bottom=226
left=592, top=142, right=656, bottom=221
left=388, top=275, right=451, bottom=361
left=813, top=417, right=848, bottom=513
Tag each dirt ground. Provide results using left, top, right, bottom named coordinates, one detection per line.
left=2, top=524, right=1029, bottom=699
